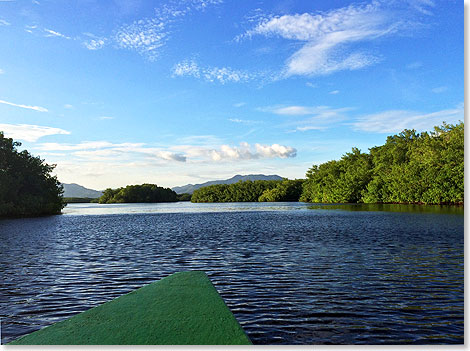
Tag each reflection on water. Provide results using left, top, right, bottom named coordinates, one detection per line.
left=0, top=202, right=464, bottom=344
left=62, top=202, right=312, bottom=215
left=308, top=203, right=464, bottom=215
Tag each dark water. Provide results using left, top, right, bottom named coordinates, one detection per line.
left=0, top=203, right=464, bottom=344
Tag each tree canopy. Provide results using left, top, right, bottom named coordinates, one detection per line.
left=191, top=180, right=282, bottom=202
left=0, top=132, right=64, bottom=217
left=301, top=122, right=464, bottom=205
left=259, top=179, right=304, bottom=202
left=98, top=184, right=178, bottom=204
left=192, top=122, right=463, bottom=205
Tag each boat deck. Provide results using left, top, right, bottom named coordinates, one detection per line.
left=8, top=271, right=251, bottom=345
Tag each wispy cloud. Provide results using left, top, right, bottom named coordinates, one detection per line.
left=352, top=104, right=463, bottom=133
left=407, top=0, right=435, bottom=15
left=233, top=102, right=246, bottom=107
left=0, top=99, right=48, bottom=112
left=38, top=141, right=187, bottom=162
left=329, top=90, right=340, bottom=95
left=99, top=116, right=114, bottom=120
left=266, top=105, right=350, bottom=116
left=44, top=28, right=71, bottom=39
left=263, top=105, right=351, bottom=131
left=83, top=37, right=106, bottom=50
left=24, top=24, right=37, bottom=34
left=0, top=124, right=70, bottom=142
left=228, top=118, right=261, bottom=125
left=0, top=69, right=4, bottom=74
left=0, top=19, right=10, bottom=26
left=24, top=25, right=72, bottom=40
left=172, top=60, right=256, bottom=84
left=238, top=1, right=433, bottom=77
left=64, top=104, right=73, bottom=109
left=114, top=18, right=168, bottom=61
left=114, top=0, right=222, bottom=60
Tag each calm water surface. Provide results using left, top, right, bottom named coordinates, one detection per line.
left=0, top=202, right=464, bottom=344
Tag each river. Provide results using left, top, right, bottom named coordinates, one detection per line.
left=0, top=202, right=464, bottom=344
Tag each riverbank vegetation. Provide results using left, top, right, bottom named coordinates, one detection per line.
left=0, top=132, right=64, bottom=217
left=192, top=122, right=463, bottom=205
left=176, top=193, right=192, bottom=201
left=63, top=197, right=99, bottom=203
left=191, top=179, right=305, bottom=203
left=98, top=184, right=178, bottom=204
left=191, top=180, right=279, bottom=202
left=301, top=122, right=463, bottom=205
left=0, top=121, right=463, bottom=216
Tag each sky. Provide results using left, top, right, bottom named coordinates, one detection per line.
left=0, top=0, right=464, bottom=190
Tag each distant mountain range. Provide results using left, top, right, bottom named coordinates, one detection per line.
left=62, top=183, right=103, bottom=198
left=61, top=174, right=284, bottom=198
left=171, top=174, right=284, bottom=194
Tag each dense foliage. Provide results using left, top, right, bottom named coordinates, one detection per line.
left=0, top=132, right=64, bottom=217
left=98, top=184, right=178, bottom=203
left=191, top=179, right=305, bottom=203
left=176, top=193, right=192, bottom=201
left=63, top=197, right=98, bottom=203
left=259, top=179, right=304, bottom=202
left=191, top=180, right=282, bottom=202
left=301, top=122, right=464, bottom=205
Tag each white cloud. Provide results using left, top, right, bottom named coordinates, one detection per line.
left=296, top=125, right=327, bottom=132
left=37, top=141, right=187, bottom=163
left=233, top=102, right=246, bottom=107
left=44, top=28, right=71, bottom=39
left=173, top=60, right=254, bottom=84
left=270, top=105, right=316, bottom=115
left=0, top=69, right=4, bottom=74
left=203, top=66, right=251, bottom=84
left=38, top=141, right=120, bottom=151
left=228, top=118, right=260, bottom=125
left=0, top=124, right=70, bottom=142
left=0, top=99, right=48, bottom=112
left=178, top=142, right=296, bottom=161
left=0, top=19, right=10, bottom=26
left=99, top=116, right=114, bottom=120
left=255, top=143, right=297, bottom=159
left=173, top=60, right=200, bottom=77
left=329, top=90, right=340, bottom=95
left=83, top=38, right=106, bottom=50
left=267, top=105, right=349, bottom=117
left=64, top=104, right=73, bottom=109
left=238, top=1, right=431, bottom=77
left=115, top=18, right=168, bottom=61
left=352, top=104, right=464, bottom=133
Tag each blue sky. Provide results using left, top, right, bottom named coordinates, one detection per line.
left=0, top=0, right=463, bottom=189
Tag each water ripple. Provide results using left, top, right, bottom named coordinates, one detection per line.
left=0, top=203, right=464, bottom=344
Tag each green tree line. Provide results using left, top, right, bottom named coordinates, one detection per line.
left=191, top=179, right=304, bottom=202
left=0, top=121, right=463, bottom=217
left=301, top=122, right=464, bottom=204
left=98, top=184, right=178, bottom=204
left=191, top=122, right=463, bottom=205
left=0, top=132, right=64, bottom=217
